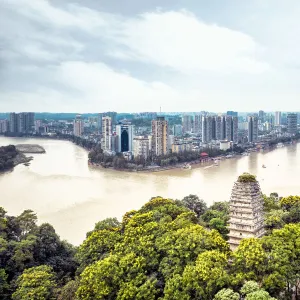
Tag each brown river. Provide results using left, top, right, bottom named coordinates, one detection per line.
left=0, top=137, right=299, bottom=245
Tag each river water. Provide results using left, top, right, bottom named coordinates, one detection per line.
left=0, top=137, right=299, bottom=245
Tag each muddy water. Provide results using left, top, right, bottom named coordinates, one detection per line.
left=0, top=137, right=299, bottom=245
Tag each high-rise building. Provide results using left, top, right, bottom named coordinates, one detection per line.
left=103, top=112, right=117, bottom=125
left=275, top=111, right=281, bottom=126
left=116, top=123, right=135, bottom=152
left=173, top=124, right=183, bottom=137
left=248, top=116, right=258, bottom=143
left=151, top=117, right=168, bottom=156
left=97, top=113, right=103, bottom=133
left=224, top=116, right=238, bottom=143
left=168, top=135, right=175, bottom=151
left=102, top=116, right=112, bottom=151
left=258, top=110, right=265, bottom=123
left=215, top=116, right=223, bottom=141
left=9, top=112, right=35, bottom=134
left=202, top=116, right=213, bottom=143
left=0, top=120, right=8, bottom=133
left=73, top=115, right=84, bottom=137
left=228, top=173, right=265, bottom=250
left=133, top=137, right=149, bottom=159
left=193, top=114, right=202, bottom=135
left=9, top=113, right=18, bottom=133
left=227, top=111, right=238, bottom=117
left=182, top=115, right=193, bottom=134
left=287, top=113, right=298, bottom=135
left=34, top=120, right=42, bottom=133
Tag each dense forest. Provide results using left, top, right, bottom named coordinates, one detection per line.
left=0, top=186, right=300, bottom=299
left=0, top=145, right=19, bottom=172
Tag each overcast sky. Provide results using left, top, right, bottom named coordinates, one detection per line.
left=0, top=0, right=300, bottom=113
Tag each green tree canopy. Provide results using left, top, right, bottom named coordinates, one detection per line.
left=12, top=265, right=57, bottom=300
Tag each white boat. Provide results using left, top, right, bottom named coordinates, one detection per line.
left=226, top=154, right=233, bottom=158
left=182, top=163, right=192, bottom=170
left=262, top=164, right=266, bottom=168
left=277, top=143, right=284, bottom=148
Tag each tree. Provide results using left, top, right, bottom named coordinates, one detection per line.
left=283, top=205, right=300, bottom=224
left=264, top=209, right=288, bottom=233
left=232, top=238, right=267, bottom=284
left=17, top=210, right=38, bottom=238
left=240, top=281, right=260, bottom=295
left=12, top=265, right=57, bottom=300
left=214, top=288, right=239, bottom=300
left=245, top=290, right=276, bottom=300
left=77, top=229, right=121, bottom=269
left=33, top=223, right=77, bottom=281
left=57, top=279, right=79, bottom=300
left=181, top=194, right=207, bottom=218
left=280, top=196, right=300, bottom=210
left=86, top=217, right=121, bottom=237
left=263, top=195, right=280, bottom=212
left=181, top=250, right=230, bottom=299
left=0, top=269, right=9, bottom=299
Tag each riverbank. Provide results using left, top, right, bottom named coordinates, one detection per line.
left=88, top=141, right=299, bottom=173
left=89, top=158, right=216, bottom=173
left=13, top=152, right=33, bottom=167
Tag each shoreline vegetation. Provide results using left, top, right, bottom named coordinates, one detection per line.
left=0, top=144, right=46, bottom=172
left=0, top=145, right=31, bottom=172
left=0, top=179, right=300, bottom=299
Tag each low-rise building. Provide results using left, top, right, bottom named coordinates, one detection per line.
left=172, top=141, right=193, bottom=153
left=133, top=137, right=150, bottom=159
left=220, top=140, right=231, bottom=151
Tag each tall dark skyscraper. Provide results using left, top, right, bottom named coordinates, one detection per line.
left=287, top=113, right=298, bottom=135
left=248, top=116, right=258, bottom=143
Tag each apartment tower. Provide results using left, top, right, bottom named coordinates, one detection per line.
left=151, top=117, right=168, bottom=156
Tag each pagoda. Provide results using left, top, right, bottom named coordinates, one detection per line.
left=228, top=173, right=265, bottom=250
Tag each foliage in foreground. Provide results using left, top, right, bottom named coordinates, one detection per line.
left=1, top=190, right=300, bottom=299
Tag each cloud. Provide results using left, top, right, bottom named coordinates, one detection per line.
left=0, top=61, right=182, bottom=112
left=108, top=10, right=270, bottom=74
left=1, top=0, right=299, bottom=112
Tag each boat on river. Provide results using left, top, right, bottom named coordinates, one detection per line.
left=262, top=164, right=266, bottom=168
left=182, top=163, right=192, bottom=170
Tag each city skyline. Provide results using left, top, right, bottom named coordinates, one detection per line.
left=1, top=1, right=300, bottom=112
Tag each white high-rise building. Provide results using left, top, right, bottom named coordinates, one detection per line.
left=73, top=115, right=84, bottom=137
left=0, top=120, right=8, bottom=133
left=151, top=117, right=168, bottom=156
left=116, top=123, right=135, bottom=152
left=275, top=111, right=281, bottom=126
left=102, top=116, right=112, bottom=151
left=34, top=120, right=42, bottom=133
